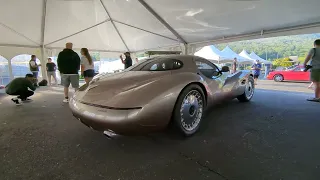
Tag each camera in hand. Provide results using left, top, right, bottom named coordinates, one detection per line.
left=304, top=65, right=312, bottom=72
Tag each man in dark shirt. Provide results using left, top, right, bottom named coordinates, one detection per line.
left=57, top=42, right=81, bottom=103
left=5, top=74, right=36, bottom=106
left=120, top=52, right=132, bottom=69
left=46, top=58, right=57, bottom=86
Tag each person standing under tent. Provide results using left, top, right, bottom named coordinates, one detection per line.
left=80, top=48, right=95, bottom=85
left=29, top=55, right=41, bottom=87
left=57, top=42, right=81, bottom=103
left=120, top=52, right=132, bottom=69
left=232, top=58, right=237, bottom=74
left=303, top=39, right=320, bottom=102
left=251, top=59, right=262, bottom=85
left=46, top=58, right=57, bottom=86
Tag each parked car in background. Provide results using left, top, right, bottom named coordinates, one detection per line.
left=267, top=65, right=310, bottom=82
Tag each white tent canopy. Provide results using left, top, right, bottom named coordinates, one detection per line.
left=249, top=52, right=272, bottom=64
left=194, top=45, right=232, bottom=63
left=239, top=50, right=255, bottom=62
left=221, top=46, right=251, bottom=64
left=1, top=0, right=320, bottom=54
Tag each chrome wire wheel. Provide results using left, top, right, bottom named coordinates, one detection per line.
left=180, top=90, right=203, bottom=132
left=245, top=80, right=254, bottom=100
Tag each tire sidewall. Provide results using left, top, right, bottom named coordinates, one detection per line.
left=173, top=84, right=205, bottom=136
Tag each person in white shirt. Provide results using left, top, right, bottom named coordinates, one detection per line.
left=80, top=48, right=95, bottom=84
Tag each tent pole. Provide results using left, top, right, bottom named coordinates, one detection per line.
left=41, top=46, right=48, bottom=81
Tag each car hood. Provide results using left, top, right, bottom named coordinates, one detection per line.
left=75, top=71, right=171, bottom=108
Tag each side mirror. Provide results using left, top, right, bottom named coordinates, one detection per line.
left=221, top=66, right=230, bottom=72
left=212, top=71, right=221, bottom=77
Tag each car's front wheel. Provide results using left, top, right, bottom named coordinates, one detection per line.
left=237, top=76, right=255, bottom=102
left=173, top=84, right=205, bottom=137
left=273, top=74, right=284, bottom=82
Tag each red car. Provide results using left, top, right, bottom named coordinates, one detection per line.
left=267, top=65, right=311, bottom=82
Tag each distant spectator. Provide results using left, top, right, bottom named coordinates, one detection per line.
left=80, top=48, right=95, bottom=85
left=251, top=59, right=262, bottom=85
left=5, top=74, right=36, bottom=106
left=120, top=52, right=132, bottom=69
left=135, top=58, right=139, bottom=63
left=232, top=57, right=237, bottom=74
left=29, top=55, right=41, bottom=86
left=303, top=39, right=320, bottom=102
left=57, top=42, right=81, bottom=103
left=46, top=58, right=57, bottom=86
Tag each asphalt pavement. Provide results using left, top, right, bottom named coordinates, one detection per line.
left=0, top=80, right=319, bottom=180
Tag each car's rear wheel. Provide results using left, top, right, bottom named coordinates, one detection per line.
left=173, top=84, right=205, bottom=137
left=273, top=74, right=284, bottom=82
left=237, top=76, right=255, bottom=102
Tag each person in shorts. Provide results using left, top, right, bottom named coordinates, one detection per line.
left=80, top=48, right=95, bottom=85
left=303, top=39, right=320, bottom=102
left=251, top=59, right=262, bottom=85
left=232, top=57, right=237, bottom=74
left=57, top=42, right=81, bottom=103
left=46, top=58, right=57, bottom=86
left=5, top=74, right=36, bottom=106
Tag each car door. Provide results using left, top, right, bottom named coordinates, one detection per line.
left=286, top=66, right=309, bottom=81
left=194, top=58, right=227, bottom=103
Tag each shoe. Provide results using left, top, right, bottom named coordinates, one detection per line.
left=21, top=98, right=33, bottom=103
left=11, top=98, right=21, bottom=106
left=306, top=98, right=320, bottom=102
left=63, top=98, right=69, bottom=103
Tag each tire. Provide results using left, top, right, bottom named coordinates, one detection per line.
left=173, top=84, right=205, bottom=137
left=237, top=76, right=255, bottom=102
left=273, top=74, right=284, bottom=82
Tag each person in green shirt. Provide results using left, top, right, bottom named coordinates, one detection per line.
left=5, top=74, right=36, bottom=106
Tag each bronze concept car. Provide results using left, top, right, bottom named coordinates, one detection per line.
left=69, top=55, right=254, bottom=136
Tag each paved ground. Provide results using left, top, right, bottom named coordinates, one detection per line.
left=0, top=80, right=319, bottom=180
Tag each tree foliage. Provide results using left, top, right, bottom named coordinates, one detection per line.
left=215, top=34, right=320, bottom=61
left=272, top=58, right=293, bottom=68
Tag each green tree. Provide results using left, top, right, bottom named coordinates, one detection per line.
left=272, top=58, right=293, bottom=68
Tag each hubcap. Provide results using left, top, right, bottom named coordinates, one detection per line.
left=275, top=75, right=282, bottom=81
left=245, top=81, right=254, bottom=99
left=180, top=90, right=203, bottom=132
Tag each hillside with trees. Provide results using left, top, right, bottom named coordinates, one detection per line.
left=215, top=33, right=320, bottom=61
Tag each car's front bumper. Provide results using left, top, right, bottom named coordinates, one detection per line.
left=69, top=98, right=164, bottom=135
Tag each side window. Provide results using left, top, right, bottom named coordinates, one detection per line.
left=141, top=59, right=183, bottom=71
left=195, top=60, right=220, bottom=78
left=293, top=67, right=302, bottom=72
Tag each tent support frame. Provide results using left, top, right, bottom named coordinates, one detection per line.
left=137, top=0, right=187, bottom=45
left=112, top=20, right=179, bottom=42
left=44, top=19, right=110, bottom=46
left=99, top=0, right=130, bottom=52
left=0, top=22, right=39, bottom=46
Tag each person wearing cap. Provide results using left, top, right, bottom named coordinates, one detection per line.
left=120, top=52, right=133, bottom=69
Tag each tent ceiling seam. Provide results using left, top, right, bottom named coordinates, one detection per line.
left=99, top=0, right=130, bottom=52
left=112, top=19, right=180, bottom=42
left=44, top=19, right=110, bottom=46
left=137, top=0, right=187, bottom=44
left=0, top=22, right=40, bottom=46
left=40, top=0, right=47, bottom=47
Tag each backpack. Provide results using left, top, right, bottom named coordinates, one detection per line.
left=38, top=79, right=48, bottom=86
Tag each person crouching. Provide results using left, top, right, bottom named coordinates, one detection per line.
left=5, top=74, right=36, bottom=106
